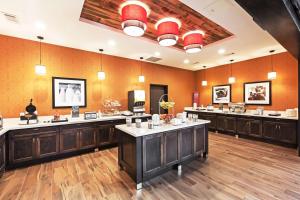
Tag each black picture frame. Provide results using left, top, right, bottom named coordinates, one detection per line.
left=52, top=77, right=87, bottom=108
left=212, top=84, right=232, bottom=104
left=243, top=81, right=272, bottom=105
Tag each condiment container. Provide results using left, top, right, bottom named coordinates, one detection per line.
left=135, top=118, right=142, bottom=128
left=126, top=117, right=132, bottom=127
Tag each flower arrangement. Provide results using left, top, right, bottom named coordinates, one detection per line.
left=160, top=114, right=174, bottom=124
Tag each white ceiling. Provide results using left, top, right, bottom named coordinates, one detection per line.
left=0, top=0, right=286, bottom=71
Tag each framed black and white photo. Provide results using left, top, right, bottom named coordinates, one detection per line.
left=52, top=77, right=87, bottom=108
left=244, top=81, right=271, bottom=105
left=212, top=84, right=231, bottom=104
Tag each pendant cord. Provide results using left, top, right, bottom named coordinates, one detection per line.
left=140, top=57, right=143, bottom=75
left=230, top=60, right=234, bottom=77
left=39, top=39, right=42, bottom=65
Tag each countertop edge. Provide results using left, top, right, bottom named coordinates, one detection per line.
left=115, top=120, right=210, bottom=137
left=0, top=114, right=151, bottom=136
left=184, top=108, right=298, bottom=120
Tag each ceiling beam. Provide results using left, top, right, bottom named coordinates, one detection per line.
left=235, top=0, right=300, bottom=58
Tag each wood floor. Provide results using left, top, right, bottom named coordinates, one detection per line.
left=1, top=133, right=300, bottom=200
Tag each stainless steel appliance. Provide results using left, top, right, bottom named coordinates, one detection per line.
left=228, top=102, right=247, bottom=113
left=84, top=112, right=97, bottom=120
left=128, top=90, right=145, bottom=115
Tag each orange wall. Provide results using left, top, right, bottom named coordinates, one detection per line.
left=195, top=52, right=298, bottom=111
left=0, top=35, right=195, bottom=118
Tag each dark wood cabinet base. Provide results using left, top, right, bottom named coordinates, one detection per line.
left=118, top=124, right=208, bottom=189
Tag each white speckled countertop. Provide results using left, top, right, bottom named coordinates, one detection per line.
left=115, top=120, right=210, bottom=137
left=184, top=107, right=298, bottom=120
left=0, top=114, right=151, bottom=136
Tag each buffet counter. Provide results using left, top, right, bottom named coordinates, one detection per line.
left=0, top=114, right=151, bottom=136
left=116, top=120, right=210, bottom=189
left=184, top=107, right=298, bottom=120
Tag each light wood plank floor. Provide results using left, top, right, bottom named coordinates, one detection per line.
left=1, top=133, right=300, bottom=200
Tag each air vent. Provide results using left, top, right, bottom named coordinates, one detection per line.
left=145, top=56, right=162, bottom=62
left=193, top=61, right=200, bottom=65
left=2, top=12, right=18, bottom=23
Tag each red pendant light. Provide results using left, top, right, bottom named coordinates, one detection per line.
left=183, top=30, right=205, bottom=53
left=119, top=1, right=150, bottom=37
left=155, top=17, right=181, bottom=46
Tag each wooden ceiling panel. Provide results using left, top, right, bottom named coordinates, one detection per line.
left=80, top=0, right=233, bottom=50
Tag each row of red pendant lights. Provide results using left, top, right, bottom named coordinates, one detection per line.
left=119, top=0, right=204, bottom=53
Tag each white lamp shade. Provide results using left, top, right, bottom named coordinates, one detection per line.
left=98, top=71, right=106, bottom=80
left=35, top=65, right=46, bottom=75
left=123, top=26, right=145, bottom=37
left=268, top=71, right=277, bottom=80
left=202, top=80, right=207, bottom=86
left=138, top=75, right=145, bottom=82
left=228, top=76, right=236, bottom=84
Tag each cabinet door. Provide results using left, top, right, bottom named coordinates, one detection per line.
left=164, top=130, right=180, bottom=167
left=143, top=133, right=163, bottom=177
left=278, top=122, right=297, bottom=144
left=204, top=114, right=217, bottom=130
left=9, top=134, right=35, bottom=164
left=217, top=116, right=226, bottom=132
left=97, top=125, right=112, bottom=146
left=236, top=118, right=250, bottom=135
left=194, top=125, right=205, bottom=156
left=249, top=119, right=262, bottom=137
left=180, top=127, right=194, bottom=161
left=36, top=131, right=59, bottom=158
left=0, top=135, right=5, bottom=175
left=226, top=116, right=236, bottom=133
left=60, top=128, right=79, bottom=153
left=262, top=121, right=276, bottom=139
left=80, top=127, right=96, bottom=149
left=110, top=127, right=118, bottom=144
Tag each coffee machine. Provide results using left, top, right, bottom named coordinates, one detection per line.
left=128, top=90, right=145, bottom=116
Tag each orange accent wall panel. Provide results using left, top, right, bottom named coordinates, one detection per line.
left=195, top=52, right=298, bottom=110
left=0, top=35, right=195, bottom=118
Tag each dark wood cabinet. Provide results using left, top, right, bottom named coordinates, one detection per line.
left=180, top=127, right=194, bottom=161
left=278, top=121, right=297, bottom=144
left=0, top=134, right=5, bottom=176
left=249, top=119, right=262, bottom=137
left=96, top=125, right=111, bottom=146
left=36, top=131, right=59, bottom=158
left=79, top=127, right=96, bottom=149
left=236, top=118, right=250, bottom=135
left=201, top=113, right=217, bottom=130
left=9, top=133, right=35, bottom=164
left=263, top=120, right=297, bottom=144
left=143, top=133, right=163, bottom=177
left=226, top=116, right=236, bottom=133
left=9, top=127, right=60, bottom=165
left=194, top=125, right=206, bottom=156
left=217, top=115, right=226, bottom=132
left=164, top=130, right=180, bottom=167
left=60, top=128, right=80, bottom=153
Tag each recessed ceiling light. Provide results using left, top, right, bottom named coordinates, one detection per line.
left=35, top=21, right=46, bottom=31
left=184, top=59, right=190, bottom=64
left=218, top=48, right=226, bottom=54
left=154, top=52, right=160, bottom=57
left=108, top=40, right=116, bottom=46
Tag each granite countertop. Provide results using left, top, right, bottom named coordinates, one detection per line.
left=0, top=114, right=151, bottom=136
left=184, top=107, right=298, bottom=120
left=115, top=120, right=210, bottom=137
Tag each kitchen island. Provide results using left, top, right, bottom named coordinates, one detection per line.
left=116, top=120, right=210, bottom=189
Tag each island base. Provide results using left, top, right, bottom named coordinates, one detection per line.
left=117, top=124, right=209, bottom=189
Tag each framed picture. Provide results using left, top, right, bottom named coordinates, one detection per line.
left=52, top=77, right=87, bottom=108
left=212, top=84, right=231, bottom=104
left=244, top=81, right=271, bottom=105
